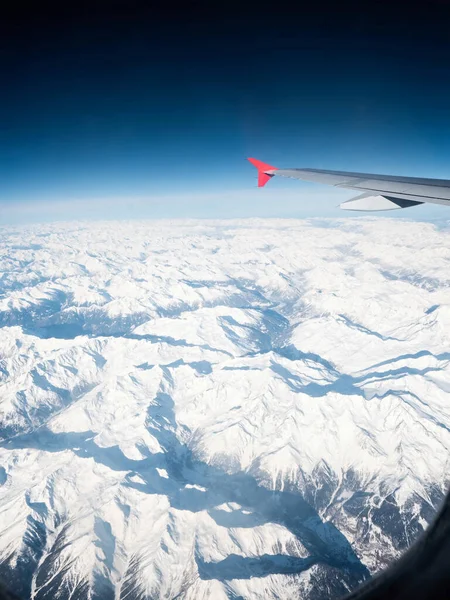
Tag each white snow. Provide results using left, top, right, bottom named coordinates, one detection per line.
left=1, top=217, right=450, bottom=599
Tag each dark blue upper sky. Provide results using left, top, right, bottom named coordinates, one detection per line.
left=2, top=1, right=450, bottom=222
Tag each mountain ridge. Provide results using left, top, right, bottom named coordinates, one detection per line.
left=1, top=218, right=449, bottom=599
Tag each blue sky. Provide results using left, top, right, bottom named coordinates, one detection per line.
left=2, top=3, right=450, bottom=223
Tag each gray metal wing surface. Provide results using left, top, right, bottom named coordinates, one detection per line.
left=248, top=158, right=450, bottom=211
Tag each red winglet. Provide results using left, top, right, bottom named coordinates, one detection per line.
left=247, top=157, right=278, bottom=187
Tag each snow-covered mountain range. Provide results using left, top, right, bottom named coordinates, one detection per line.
left=1, top=218, right=450, bottom=600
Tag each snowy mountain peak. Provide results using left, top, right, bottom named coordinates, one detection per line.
left=1, top=218, right=450, bottom=599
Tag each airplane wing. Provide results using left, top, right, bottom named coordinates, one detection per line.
left=248, top=157, right=450, bottom=211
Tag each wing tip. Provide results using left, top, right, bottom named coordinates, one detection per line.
left=247, top=157, right=278, bottom=187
